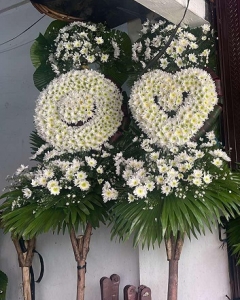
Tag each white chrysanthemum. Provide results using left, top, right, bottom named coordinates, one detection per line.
left=209, top=149, right=231, bottom=162
left=47, top=180, right=59, bottom=189
left=96, top=166, right=104, bottom=174
left=133, top=185, right=148, bottom=199
left=203, top=173, right=212, bottom=184
left=102, top=181, right=118, bottom=202
left=37, top=176, right=48, bottom=186
left=129, top=68, right=218, bottom=149
left=145, top=181, right=155, bottom=191
left=161, top=184, right=171, bottom=195
left=75, top=171, right=87, bottom=180
left=128, top=193, right=135, bottom=202
left=15, top=165, right=28, bottom=175
left=127, top=177, right=141, bottom=187
left=155, top=175, right=164, bottom=185
left=95, top=37, right=104, bottom=44
left=35, top=70, right=123, bottom=152
left=43, top=169, right=54, bottom=178
left=85, top=156, right=97, bottom=168
left=22, top=188, right=32, bottom=199
left=49, top=185, right=61, bottom=195
left=192, top=178, right=202, bottom=186
left=78, top=180, right=90, bottom=191
left=212, top=158, right=223, bottom=168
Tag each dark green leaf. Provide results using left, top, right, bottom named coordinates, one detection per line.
left=33, top=64, right=55, bottom=91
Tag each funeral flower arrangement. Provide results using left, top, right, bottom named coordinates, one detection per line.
left=100, top=66, right=240, bottom=244
left=1, top=18, right=239, bottom=245
left=0, top=68, right=124, bottom=236
left=4, top=143, right=117, bottom=235
left=1, top=18, right=240, bottom=300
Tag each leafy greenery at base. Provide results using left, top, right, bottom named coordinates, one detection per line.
left=0, top=270, right=8, bottom=300
left=110, top=127, right=240, bottom=247
left=0, top=132, right=112, bottom=238
left=111, top=173, right=240, bottom=248
left=226, top=216, right=240, bottom=264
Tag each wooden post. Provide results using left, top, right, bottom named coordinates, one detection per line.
left=70, top=223, right=92, bottom=300
left=12, top=237, right=36, bottom=300
left=22, top=265, right=31, bottom=300
left=165, top=232, right=184, bottom=300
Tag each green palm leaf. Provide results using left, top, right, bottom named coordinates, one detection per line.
left=33, top=64, right=55, bottom=91
left=0, top=192, right=108, bottom=238
left=110, top=173, right=240, bottom=248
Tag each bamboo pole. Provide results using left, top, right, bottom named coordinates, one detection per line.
left=70, top=223, right=92, bottom=300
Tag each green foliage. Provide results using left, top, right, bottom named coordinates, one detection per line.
left=33, top=64, right=55, bottom=92
left=111, top=171, right=240, bottom=248
left=1, top=192, right=108, bottom=238
left=0, top=131, right=115, bottom=238
left=30, top=20, right=68, bottom=90
left=226, top=216, right=240, bottom=264
left=0, top=270, right=8, bottom=300
left=107, top=122, right=240, bottom=247
left=30, top=20, right=133, bottom=90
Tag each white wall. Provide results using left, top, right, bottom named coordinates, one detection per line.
left=0, top=2, right=231, bottom=300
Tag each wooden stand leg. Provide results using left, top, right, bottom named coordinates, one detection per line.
left=12, top=237, right=36, bottom=300
left=165, top=232, right=184, bottom=300
left=70, top=223, right=92, bottom=300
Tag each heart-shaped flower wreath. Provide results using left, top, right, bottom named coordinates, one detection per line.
left=129, top=68, right=218, bottom=149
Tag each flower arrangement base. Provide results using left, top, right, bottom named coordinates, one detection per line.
left=12, top=237, right=36, bottom=300
left=165, top=232, right=184, bottom=300
left=70, top=223, right=92, bottom=300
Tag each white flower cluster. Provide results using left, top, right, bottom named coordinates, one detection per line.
left=105, top=131, right=231, bottom=202
left=129, top=68, right=218, bottom=149
left=132, top=19, right=212, bottom=70
left=102, top=181, right=118, bottom=202
left=10, top=151, right=111, bottom=208
left=29, top=158, right=93, bottom=197
left=34, top=69, right=123, bottom=152
left=49, top=22, right=122, bottom=75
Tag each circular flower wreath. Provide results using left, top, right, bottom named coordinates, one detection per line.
left=129, top=68, right=218, bottom=149
left=34, top=69, right=123, bottom=152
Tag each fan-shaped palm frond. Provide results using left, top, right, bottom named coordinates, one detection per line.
left=111, top=171, right=240, bottom=248
left=0, top=191, right=109, bottom=238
